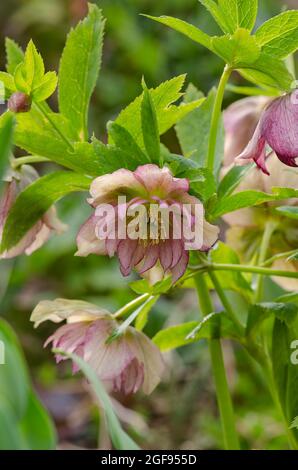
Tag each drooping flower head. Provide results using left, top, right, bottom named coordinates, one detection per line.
left=236, top=91, right=298, bottom=174
left=76, top=164, right=219, bottom=282
left=224, top=96, right=271, bottom=166
left=0, top=165, right=66, bottom=258
left=31, top=299, right=165, bottom=395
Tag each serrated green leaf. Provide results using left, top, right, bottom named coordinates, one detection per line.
left=239, top=53, right=294, bottom=91
left=58, top=4, right=105, bottom=140
left=275, top=206, right=298, bottom=220
left=153, top=311, right=240, bottom=351
left=198, top=0, right=230, bottom=33
left=107, top=122, right=149, bottom=165
left=217, top=0, right=258, bottom=32
left=0, top=172, right=90, bottom=253
left=255, top=10, right=298, bottom=59
left=111, top=75, right=203, bottom=150
left=5, top=38, right=24, bottom=75
left=14, top=40, right=44, bottom=94
left=0, top=72, right=16, bottom=94
left=175, top=85, right=223, bottom=174
left=143, top=15, right=212, bottom=50
left=212, top=29, right=261, bottom=66
left=141, top=86, right=160, bottom=165
left=31, top=71, right=58, bottom=102
left=0, top=113, right=14, bottom=183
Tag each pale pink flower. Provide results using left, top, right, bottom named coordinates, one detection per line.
left=236, top=92, right=298, bottom=174
left=31, top=299, right=164, bottom=395
left=0, top=165, right=66, bottom=258
left=224, top=96, right=271, bottom=166
left=76, top=164, right=219, bottom=282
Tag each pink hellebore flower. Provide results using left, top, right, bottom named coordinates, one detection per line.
left=76, top=164, right=219, bottom=282
left=224, top=96, right=271, bottom=166
left=30, top=299, right=165, bottom=395
left=236, top=92, right=298, bottom=174
left=0, top=165, right=66, bottom=258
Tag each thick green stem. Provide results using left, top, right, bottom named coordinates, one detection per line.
left=254, top=221, right=277, bottom=303
left=194, top=274, right=240, bottom=450
left=207, top=65, right=232, bottom=171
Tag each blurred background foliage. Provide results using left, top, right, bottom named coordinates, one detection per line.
left=0, top=0, right=294, bottom=450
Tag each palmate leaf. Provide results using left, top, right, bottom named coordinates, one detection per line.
left=0, top=172, right=91, bottom=254
left=110, top=75, right=205, bottom=150
left=58, top=3, right=105, bottom=140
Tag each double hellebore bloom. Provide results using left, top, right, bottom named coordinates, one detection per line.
left=31, top=299, right=165, bottom=395
left=0, top=165, right=66, bottom=258
left=236, top=91, right=298, bottom=174
left=76, top=164, right=219, bottom=282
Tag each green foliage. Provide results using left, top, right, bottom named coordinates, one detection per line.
left=217, top=164, right=254, bottom=199
left=0, top=320, right=56, bottom=450
left=14, top=40, right=57, bottom=101
left=199, top=1, right=258, bottom=33
left=5, top=38, right=24, bottom=75
left=58, top=3, right=105, bottom=140
left=141, top=84, right=160, bottom=165
left=275, top=206, right=298, bottom=220
left=0, top=172, right=91, bottom=253
left=175, top=84, right=223, bottom=174
left=153, top=311, right=240, bottom=352
left=246, top=303, right=298, bottom=338
left=212, top=29, right=261, bottom=66
left=255, top=10, right=298, bottom=59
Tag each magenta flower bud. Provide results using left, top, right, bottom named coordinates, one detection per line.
left=0, top=165, right=66, bottom=258
left=31, top=299, right=165, bottom=395
left=7, top=92, right=32, bottom=113
left=76, top=164, right=219, bottom=282
left=236, top=92, right=298, bottom=174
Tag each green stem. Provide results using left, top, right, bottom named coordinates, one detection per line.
left=112, top=293, right=150, bottom=319
left=194, top=274, right=240, bottom=450
left=35, top=102, right=74, bottom=151
left=254, top=221, right=277, bottom=303
left=207, top=65, right=232, bottom=171
left=208, top=271, right=244, bottom=333
left=12, top=155, right=50, bottom=169
left=188, top=263, right=298, bottom=280
left=262, top=250, right=298, bottom=267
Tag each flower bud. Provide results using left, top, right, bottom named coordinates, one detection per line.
left=8, top=92, right=31, bottom=113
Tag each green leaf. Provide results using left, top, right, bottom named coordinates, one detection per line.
left=107, top=122, right=149, bottom=165
left=19, top=392, right=56, bottom=450
left=290, top=417, right=298, bottom=430
left=31, top=71, right=58, bottom=102
left=0, top=113, right=14, bottom=183
left=58, top=4, right=105, bottom=140
left=175, top=85, right=223, bottom=174
left=0, top=171, right=91, bottom=253
left=198, top=0, right=231, bottom=33
left=255, top=10, right=298, bottom=59
left=55, top=350, right=139, bottom=450
left=14, top=40, right=45, bottom=94
left=143, top=15, right=212, bottom=50
left=272, top=316, right=298, bottom=431
left=135, top=296, right=159, bottom=331
left=216, top=0, right=258, bottom=32
left=130, top=276, right=173, bottom=296
left=217, top=164, right=254, bottom=199
left=212, top=29, right=261, bottom=66
left=153, top=311, right=240, bottom=351
left=112, top=75, right=204, bottom=150
left=239, top=53, right=294, bottom=91
left=0, top=72, right=16, bottom=94
left=5, top=38, right=24, bottom=75
left=210, top=187, right=298, bottom=219
left=141, top=85, right=160, bottom=165
left=275, top=206, right=298, bottom=220
left=246, top=302, right=298, bottom=338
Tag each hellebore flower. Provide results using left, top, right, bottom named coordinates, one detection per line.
left=31, top=298, right=165, bottom=395
left=236, top=91, right=298, bottom=174
left=76, top=164, right=219, bottom=282
left=0, top=165, right=66, bottom=258
left=224, top=96, right=271, bottom=166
